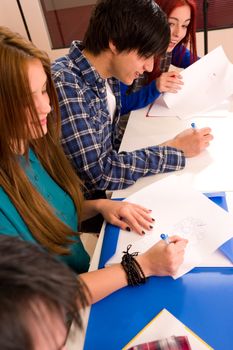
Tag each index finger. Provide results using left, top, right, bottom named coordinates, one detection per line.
left=168, top=70, right=182, bottom=78
left=168, top=235, right=188, bottom=244
left=198, top=127, right=212, bottom=135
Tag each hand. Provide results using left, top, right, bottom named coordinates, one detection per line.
left=156, top=71, right=183, bottom=93
left=97, top=199, right=154, bottom=235
left=163, top=127, right=214, bottom=157
left=137, top=236, right=188, bottom=277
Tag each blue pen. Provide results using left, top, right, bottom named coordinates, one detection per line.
left=191, top=122, right=196, bottom=130
left=160, top=233, right=170, bottom=245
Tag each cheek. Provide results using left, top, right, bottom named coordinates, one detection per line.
left=181, top=28, right=188, bottom=39
left=170, top=26, right=175, bottom=37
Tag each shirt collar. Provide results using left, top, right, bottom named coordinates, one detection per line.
left=69, top=40, right=105, bottom=87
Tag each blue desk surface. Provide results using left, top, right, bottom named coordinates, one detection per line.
left=84, top=194, right=233, bottom=350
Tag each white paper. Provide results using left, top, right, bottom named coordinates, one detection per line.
left=148, top=97, right=233, bottom=119
left=123, top=309, right=213, bottom=350
left=148, top=46, right=233, bottom=119
left=148, top=95, right=179, bottom=117
left=106, top=176, right=233, bottom=278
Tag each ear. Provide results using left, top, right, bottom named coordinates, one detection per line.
left=109, top=41, right=118, bottom=55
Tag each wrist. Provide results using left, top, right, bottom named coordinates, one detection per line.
left=121, top=245, right=147, bottom=286
left=161, top=138, right=180, bottom=150
left=135, top=254, right=152, bottom=278
left=92, top=199, right=108, bottom=215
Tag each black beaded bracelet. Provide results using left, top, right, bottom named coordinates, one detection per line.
left=121, top=244, right=147, bottom=286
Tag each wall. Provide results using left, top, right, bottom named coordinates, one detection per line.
left=196, top=28, right=233, bottom=62
left=0, top=0, right=28, bottom=38
left=0, top=1, right=232, bottom=62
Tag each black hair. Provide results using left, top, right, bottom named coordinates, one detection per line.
left=84, top=0, right=170, bottom=57
left=0, top=235, right=89, bottom=350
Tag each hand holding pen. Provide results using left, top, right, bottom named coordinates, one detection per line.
left=162, top=122, right=214, bottom=158
left=160, top=233, right=170, bottom=244
left=139, top=235, right=188, bottom=277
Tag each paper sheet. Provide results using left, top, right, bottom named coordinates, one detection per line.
left=123, top=309, right=213, bottom=350
left=148, top=97, right=233, bottom=119
left=148, top=46, right=233, bottom=119
left=106, top=176, right=233, bottom=278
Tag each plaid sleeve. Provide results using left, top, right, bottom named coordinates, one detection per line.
left=54, top=73, right=185, bottom=192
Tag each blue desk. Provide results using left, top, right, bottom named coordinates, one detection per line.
left=84, top=195, right=233, bottom=350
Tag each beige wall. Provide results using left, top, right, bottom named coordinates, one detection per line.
left=0, top=0, right=28, bottom=38
left=196, top=28, right=233, bottom=62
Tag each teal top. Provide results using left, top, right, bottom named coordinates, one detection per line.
left=0, top=149, right=90, bottom=274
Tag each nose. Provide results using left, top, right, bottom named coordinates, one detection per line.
left=172, top=24, right=181, bottom=38
left=144, top=56, right=154, bottom=73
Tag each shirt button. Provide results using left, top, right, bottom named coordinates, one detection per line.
left=100, top=88, right=105, bottom=93
left=98, top=78, right=102, bottom=83
left=34, top=175, right=39, bottom=181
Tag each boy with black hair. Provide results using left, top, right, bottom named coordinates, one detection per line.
left=52, top=0, right=212, bottom=196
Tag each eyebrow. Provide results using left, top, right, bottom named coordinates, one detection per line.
left=169, top=17, right=191, bottom=23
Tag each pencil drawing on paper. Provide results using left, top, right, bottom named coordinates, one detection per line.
left=172, top=217, right=207, bottom=245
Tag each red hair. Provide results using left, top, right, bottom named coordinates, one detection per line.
left=149, top=0, right=197, bottom=81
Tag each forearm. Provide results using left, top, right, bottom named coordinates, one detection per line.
left=81, top=199, right=107, bottom=221
left=78, top=147, right=185, bottom=192
left=79, top=264, right=128, bottom=304
left=79, top=255, right=150, bottom=304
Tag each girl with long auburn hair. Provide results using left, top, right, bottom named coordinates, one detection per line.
left=0, top=26, right=187, bottom=303
left=120, top=0, right=198, bottom=115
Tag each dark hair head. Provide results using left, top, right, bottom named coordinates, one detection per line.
left=84, top=0, right=170, bottom=58
left=0, top=235, right=89, bottom=350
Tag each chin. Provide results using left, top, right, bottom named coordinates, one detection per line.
left=167, top=46, right=174, bottom=53
left=122, top=78, right=134, bottom=86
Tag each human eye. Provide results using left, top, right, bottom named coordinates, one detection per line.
left=42, top=81, right=48, bottom=94
left=168, top=22, right=175, bottom=27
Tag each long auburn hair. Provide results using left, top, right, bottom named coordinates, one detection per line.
left=150, top=0, right=197, bottom=80
left=0, top=26, right=84, bottom=255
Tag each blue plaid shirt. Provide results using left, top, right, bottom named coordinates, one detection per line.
left=52, top=41, right=185, bottom=192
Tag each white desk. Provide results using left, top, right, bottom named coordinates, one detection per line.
left=92, top=104, right=233, bottom=269
left=112, top=106, right=233, bottom=199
